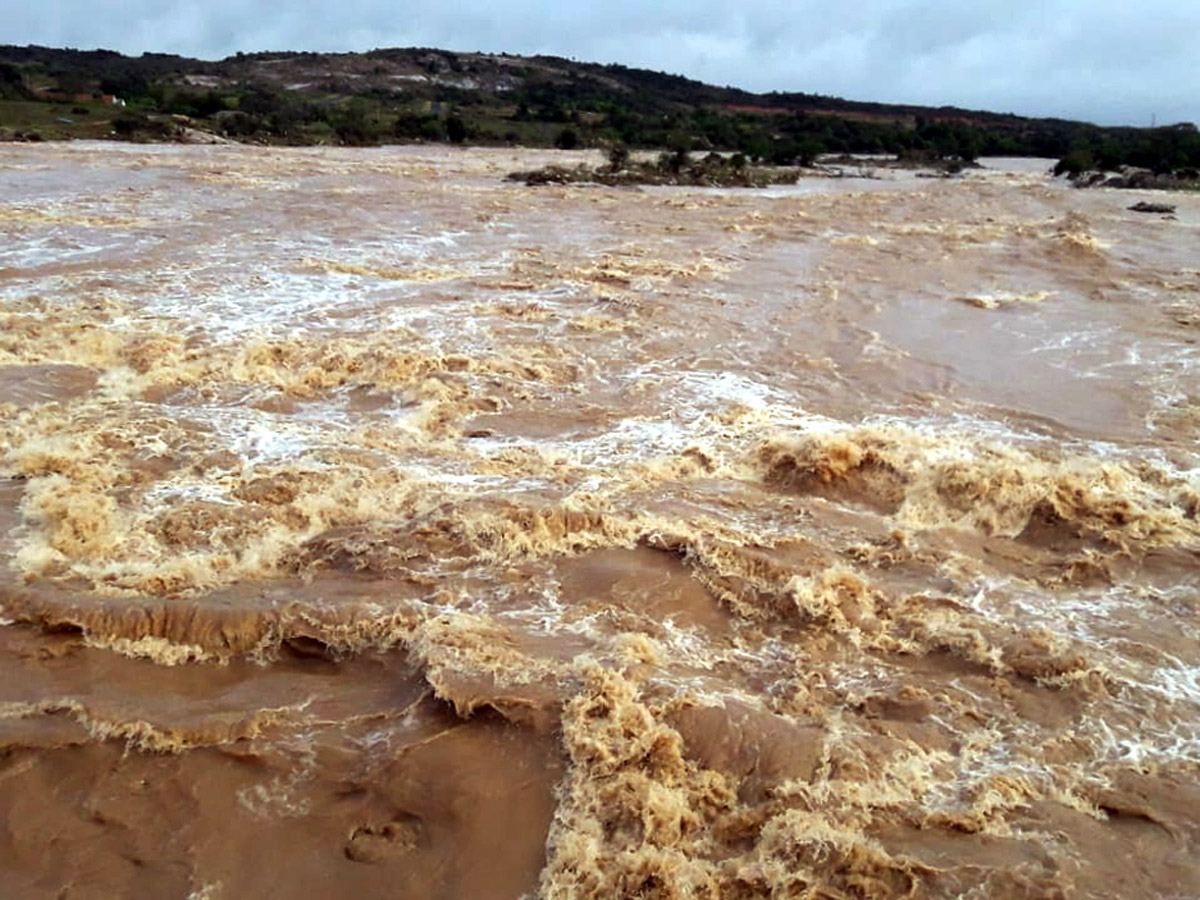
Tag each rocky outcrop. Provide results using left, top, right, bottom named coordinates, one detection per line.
left=1071, top=165, right=1197, bottom=191
left=1128, top=201, right=1177, bottom=214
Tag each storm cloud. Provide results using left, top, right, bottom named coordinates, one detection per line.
left=8, top=0, right=1198, bottom=126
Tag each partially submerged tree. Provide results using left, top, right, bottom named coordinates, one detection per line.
left=606, top=143, right=630, bottom=171
left=446, top=115, right=468, bottom=144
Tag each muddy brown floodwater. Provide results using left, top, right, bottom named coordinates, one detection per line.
left=0, top=143, right=1198, bottom=899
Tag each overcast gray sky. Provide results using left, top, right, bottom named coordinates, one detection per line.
left=9, top=1, right=1198, bottom=126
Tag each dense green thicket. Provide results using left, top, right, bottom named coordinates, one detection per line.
left=0, top=62, right=32, bottom=99
left=1052, top=126, right=1200, bottom=176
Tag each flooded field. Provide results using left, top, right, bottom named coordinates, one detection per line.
left=0, top=142, right=1198, bottom=899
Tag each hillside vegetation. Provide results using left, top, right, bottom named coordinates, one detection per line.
left=1, top=44, right=1197, bottom=178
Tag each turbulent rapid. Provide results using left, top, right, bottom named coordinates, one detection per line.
left=0, top=143, right=1198, bottom=899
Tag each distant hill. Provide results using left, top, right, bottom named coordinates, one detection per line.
left=1, top=44, right=1197, bottom=175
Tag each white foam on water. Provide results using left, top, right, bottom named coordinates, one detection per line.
left=141, top=481, right=235, bottom=507
left=169, top=402, right=353, bottom=468
left=674, top=370, right=787, bottom=412
left=0, top=230, right=159, bottom=270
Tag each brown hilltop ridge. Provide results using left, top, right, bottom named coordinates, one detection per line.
left=3, top=41, right=1198, bottom=181
left=0, top=42, right=1043, bottom=125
